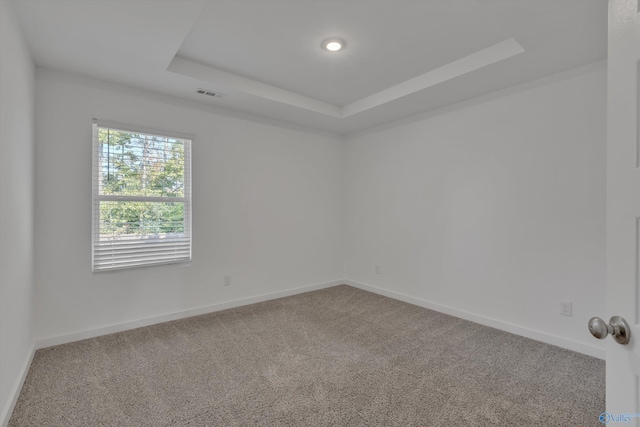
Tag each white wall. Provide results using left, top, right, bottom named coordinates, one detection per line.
left=0, top=0, right=36, bottom=423
left=344, top=66, right=607, bottom=356
left=33, top=69, right=345, bottom=342
left=33, top=64, right=607, bottom=357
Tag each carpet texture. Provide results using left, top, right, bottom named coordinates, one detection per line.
left=9, top=285, right=604, bottom=426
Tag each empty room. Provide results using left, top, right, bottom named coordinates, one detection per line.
left=1, top=0, right=638, bottom=425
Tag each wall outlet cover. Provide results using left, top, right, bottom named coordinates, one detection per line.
left=560, top=301, right=572, bottom=317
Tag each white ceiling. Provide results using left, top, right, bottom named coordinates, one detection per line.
left=11, top=0, right=607, bottom=136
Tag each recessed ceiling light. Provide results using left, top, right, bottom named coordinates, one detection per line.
left=321, top=38, right=346, bottom=52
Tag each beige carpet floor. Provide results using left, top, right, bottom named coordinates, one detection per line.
left=9, top=285, right=604, bottom=426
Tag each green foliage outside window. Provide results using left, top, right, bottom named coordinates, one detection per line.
left=98, top=129, right=186, bottom=238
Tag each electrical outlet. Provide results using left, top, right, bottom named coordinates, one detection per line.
left=224, top=275, right=231, bottom=286
left=560, top=301, right=572, bottom=317
left=375, top=265, right=380, bottom=275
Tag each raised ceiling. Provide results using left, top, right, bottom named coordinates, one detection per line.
left=11, top=0, right=607, bottom=136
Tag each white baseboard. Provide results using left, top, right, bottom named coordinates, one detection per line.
left=344, top=279, right=606, bottom=360
left=1, top=343, right=35, bottom=427
left=33, top=278, right=606, bottom=359
left=35, top=279, right=343, bottom=350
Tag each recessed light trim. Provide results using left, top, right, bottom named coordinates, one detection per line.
left=321, top=38, right=346, bottom=52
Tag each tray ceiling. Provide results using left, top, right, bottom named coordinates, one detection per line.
left=11, top=0, right=607, bottom=135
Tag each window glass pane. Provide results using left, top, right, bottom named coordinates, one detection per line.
left=98, top=128, right=185, bottom=197
left=99, top=201, right=185, bottom=240
left=92, top=121, right=191, bottom=271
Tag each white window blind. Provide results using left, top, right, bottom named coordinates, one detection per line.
left=92, top=120, right=192, bottom=271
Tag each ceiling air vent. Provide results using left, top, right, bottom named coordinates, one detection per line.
left=196, top=88, right=226, bottom=98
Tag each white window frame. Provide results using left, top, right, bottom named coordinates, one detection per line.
left=91, top=119, right=192, bottom=271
